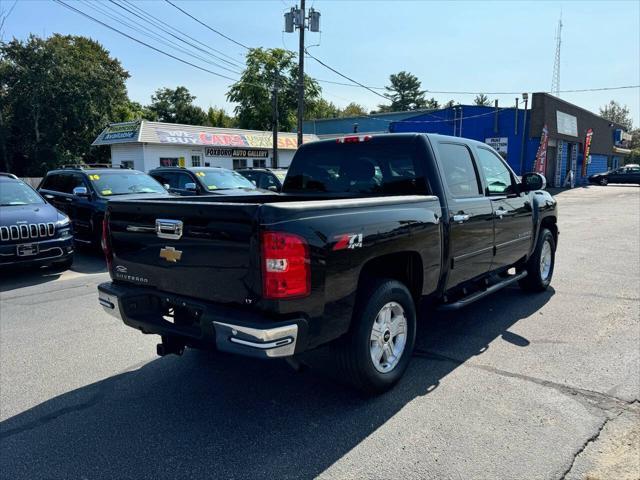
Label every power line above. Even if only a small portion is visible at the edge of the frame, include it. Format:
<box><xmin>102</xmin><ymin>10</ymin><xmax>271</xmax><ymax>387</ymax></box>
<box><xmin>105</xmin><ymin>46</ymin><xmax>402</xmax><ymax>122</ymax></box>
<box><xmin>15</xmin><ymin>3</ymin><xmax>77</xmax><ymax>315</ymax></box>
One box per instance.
<box><xmin>118</xmin><ymin>0</ymin><xmax>244</xmax><ymax>68</ymax></box>
<box><xmin>304</xmin><ymin>48</ymin><xmax>388</xmax><ymax>100</ymax></box>
<box><xmin>54</xmin><ymin>0</ymin><xmax>240</xmax><ymax>82</ymax></box>
<box><xmin>81</xmin><ymin>0</ymin><xmax>241</xmax><ymax>75</ymax></box>
<box><xmin>164</xmin><ymin>0</ymin><xmax>251</xmax><ymax>51</ymax></box>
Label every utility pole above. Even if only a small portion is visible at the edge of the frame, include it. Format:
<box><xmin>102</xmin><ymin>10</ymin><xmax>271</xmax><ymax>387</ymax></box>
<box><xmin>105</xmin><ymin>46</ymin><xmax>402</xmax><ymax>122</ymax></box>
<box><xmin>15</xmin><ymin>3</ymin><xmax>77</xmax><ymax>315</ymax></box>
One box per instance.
<box><xmin>297</xmin><ymin>0</ymin><xmax>305</xmax><ymax>147</ymax></box>
<box><xmin>519</xmin><ymin>93</ymin><xmax>529</xmax><ymax>175</ymax></box>
<box><xmin>272</xmin><ymin>74</ymin><xmax>279</xmax><ymax>168</ymax></box>
<box><xmin>285</xmin><ymin>3</ymin><xmax>320</xmax><ymax>147</ymax></box>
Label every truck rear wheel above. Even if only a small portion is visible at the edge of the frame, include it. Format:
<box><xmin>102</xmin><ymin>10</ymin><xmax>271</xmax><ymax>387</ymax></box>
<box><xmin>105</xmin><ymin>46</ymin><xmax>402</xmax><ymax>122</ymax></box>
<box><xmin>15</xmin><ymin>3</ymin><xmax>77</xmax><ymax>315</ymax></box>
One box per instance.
<box><xmin>519</xmin><ymin>228</ymin><xmax>556</xmax><ymax>292</ymax></box>
<box><xmin>333</xmin><ymin>278</ymin><xmax>416</xmax><ymax>394</ymax></box>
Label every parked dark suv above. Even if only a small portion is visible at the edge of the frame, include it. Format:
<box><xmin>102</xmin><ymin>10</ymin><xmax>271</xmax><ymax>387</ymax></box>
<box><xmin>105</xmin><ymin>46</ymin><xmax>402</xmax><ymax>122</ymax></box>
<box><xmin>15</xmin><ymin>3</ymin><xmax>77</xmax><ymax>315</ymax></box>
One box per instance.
<box><xmin>236</xmin><ymin>168</ymin><xmax>288</xmax><ymax>192</ymax></box>
<box><xmin>0</xmin><ymin>173</ymin><xmax>74</xmax><ymax>269</ymax></box>
<box><xmin>148</xmin><ymin>166</ymin><xmax>267</xmax><ymax>196</ymax></box>
<box><xmin>38</xmin><ymin>165</ymin><xmax>168</xmax><ymax>247</ymax></box>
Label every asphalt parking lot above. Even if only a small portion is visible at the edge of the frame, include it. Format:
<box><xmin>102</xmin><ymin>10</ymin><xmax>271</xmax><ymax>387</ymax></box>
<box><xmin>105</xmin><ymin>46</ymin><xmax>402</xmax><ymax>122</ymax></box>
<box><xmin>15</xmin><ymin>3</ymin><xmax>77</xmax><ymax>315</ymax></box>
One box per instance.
<box><xmin>1</xmin><ymin>185</ymin><xmax>638</xmax><ymax>480</ymax></box>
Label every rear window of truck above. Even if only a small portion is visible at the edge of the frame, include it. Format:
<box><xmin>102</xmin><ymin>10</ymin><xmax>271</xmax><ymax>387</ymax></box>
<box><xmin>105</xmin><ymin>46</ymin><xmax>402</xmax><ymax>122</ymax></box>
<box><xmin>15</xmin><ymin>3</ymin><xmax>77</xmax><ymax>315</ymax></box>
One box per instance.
<box><xmin>283</xmin><ymin>140</ymin><xmax>427</xmax><ymax>195</ymax></box>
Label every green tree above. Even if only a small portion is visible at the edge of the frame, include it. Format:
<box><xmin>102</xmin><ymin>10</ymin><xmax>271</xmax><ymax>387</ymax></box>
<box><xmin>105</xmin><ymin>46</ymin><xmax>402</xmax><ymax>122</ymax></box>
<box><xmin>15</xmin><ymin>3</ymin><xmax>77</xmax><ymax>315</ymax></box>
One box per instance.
<box><xmin>474</xmin><ymin>93</ymin><xmax>491</xmax><ymax>106</ymax></box>
<box><xmin>1</xmin><ymin>34</ymin><xmax>130</xmax><ymax>174</ymax></box>
<box><xmin>227</xmin><ymin>48</ymin><xmax>321</xmax><ymax>131</ymax></box>
<box><xmin>307</xmin><ymin>98</ymin><xmax>340</xmax><ymax>119</ymax></box>
<box><xmin>378</xmin><ymin>71</ymin><xmax>427</xmax><ymax>112</ymax></box>
<box><xmin>147</xmin><ymin>86</ymin><xmax>208</xmax><ymax>125</ymax></box>
<box><xmin>341</xmin><ymin>102</ymin><xmax>368</xmax><ymax>117</ymax></box>
<box><xmin>599</xmin><ymin>100</ymin><xmax>633</xmax><ymax>131</ymax></box>
<box><xmin>206</xmin><ymin>106</ymin><xmax>236</xmax><ymax>128</ymax></box>
<box><xmin>114</xmin><ymin>100</ymin><xmax>156</xmax><ymax>122</ymax></box>
<box><xmin>443</xmin><ymin>99</ymin><xmax>457</xmax><ymax>108</ymax></box>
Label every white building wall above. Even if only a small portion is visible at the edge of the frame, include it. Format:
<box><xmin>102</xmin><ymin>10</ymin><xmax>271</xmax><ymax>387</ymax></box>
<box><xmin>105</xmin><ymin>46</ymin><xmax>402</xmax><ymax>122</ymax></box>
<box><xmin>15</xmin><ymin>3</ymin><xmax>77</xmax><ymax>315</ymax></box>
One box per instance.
<box><xmin>110</xmin><ymin>144</ymin><xmax>144</xmax><ymax>171</ymax></box>
<box><xmin>110</xmin><ymin>143</ymin><xmax>297</xmax><ymax>173</ymax></box>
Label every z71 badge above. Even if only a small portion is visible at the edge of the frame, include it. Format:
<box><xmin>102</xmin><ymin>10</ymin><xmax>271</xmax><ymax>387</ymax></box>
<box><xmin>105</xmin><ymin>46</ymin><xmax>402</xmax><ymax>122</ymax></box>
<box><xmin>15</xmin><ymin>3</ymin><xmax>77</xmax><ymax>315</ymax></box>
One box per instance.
<box><xmin>333</xmin><ymin>233</ymin><xmax>363</xmax><ymax>251</ymax></box>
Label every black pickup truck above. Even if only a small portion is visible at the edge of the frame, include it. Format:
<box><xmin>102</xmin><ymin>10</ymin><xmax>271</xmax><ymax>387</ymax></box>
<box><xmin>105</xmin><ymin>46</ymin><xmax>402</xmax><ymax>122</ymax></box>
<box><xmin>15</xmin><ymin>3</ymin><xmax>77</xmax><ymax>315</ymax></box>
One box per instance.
<box><xmin>98</xmin><ymin>133</ymin><xmax>557</xmax><ymax>393</ymax></box>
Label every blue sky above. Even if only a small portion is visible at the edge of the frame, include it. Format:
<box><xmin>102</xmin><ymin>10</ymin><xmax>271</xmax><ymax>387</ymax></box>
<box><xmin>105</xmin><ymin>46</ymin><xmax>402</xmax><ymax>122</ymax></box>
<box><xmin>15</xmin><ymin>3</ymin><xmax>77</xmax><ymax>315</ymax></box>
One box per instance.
<box><xmin>4</xmin><ymin>0</ymin><xmax>640</xmax><ymax>127</ymax></box>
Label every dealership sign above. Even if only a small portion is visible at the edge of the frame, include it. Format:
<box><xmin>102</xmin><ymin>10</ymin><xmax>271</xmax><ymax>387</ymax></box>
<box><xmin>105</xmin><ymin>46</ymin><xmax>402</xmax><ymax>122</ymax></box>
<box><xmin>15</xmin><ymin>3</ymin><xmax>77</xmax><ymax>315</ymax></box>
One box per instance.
<box><xmin>485</xmin><ymin>137</ymin><xmax>508</xmax><ymax>155</ymax></box>
<box><xmin>102</xmin><ymin>122</ymin><xmax>139</xmax><ymax>141</ymax></box>
<box><xmin>155</xmin><ymin>128</ymin><xmax>303</xmax><ymax>149</ymax></box>
<box><xmin>205</xmin><ymin>148</ymin><xmax>269</xmax><ymax>158</ymax></box>
<box><xmin>556</xmin><ymin>111</ymin><xmax>578</xmax><ymax>137</ymax></box>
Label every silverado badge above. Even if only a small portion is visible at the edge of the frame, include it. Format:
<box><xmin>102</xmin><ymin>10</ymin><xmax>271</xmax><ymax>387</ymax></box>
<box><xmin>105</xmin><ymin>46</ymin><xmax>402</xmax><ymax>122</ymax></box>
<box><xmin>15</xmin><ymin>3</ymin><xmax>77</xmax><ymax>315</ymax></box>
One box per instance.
<box><xmin>159</xmin><ymin>246</ymin><xmax>182</xmax><ymax>263</ymax></box>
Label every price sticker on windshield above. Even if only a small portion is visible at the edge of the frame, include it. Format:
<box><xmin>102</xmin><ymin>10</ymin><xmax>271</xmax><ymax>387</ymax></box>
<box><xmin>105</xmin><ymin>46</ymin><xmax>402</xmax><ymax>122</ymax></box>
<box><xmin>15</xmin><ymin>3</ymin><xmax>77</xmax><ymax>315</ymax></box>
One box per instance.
<box><xmin>88</xmin><ymin>174</ymin><xmax>100</xmax><ymax>181</ymax></box>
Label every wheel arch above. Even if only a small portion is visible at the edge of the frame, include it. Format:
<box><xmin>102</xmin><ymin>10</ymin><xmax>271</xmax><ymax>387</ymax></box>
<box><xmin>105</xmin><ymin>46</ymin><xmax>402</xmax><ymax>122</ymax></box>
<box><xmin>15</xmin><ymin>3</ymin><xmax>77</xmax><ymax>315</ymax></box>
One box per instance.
<box><xmin>357</xmin><ymin>251</ymin><xmax>423</xmax><ymax>302</ymax></box>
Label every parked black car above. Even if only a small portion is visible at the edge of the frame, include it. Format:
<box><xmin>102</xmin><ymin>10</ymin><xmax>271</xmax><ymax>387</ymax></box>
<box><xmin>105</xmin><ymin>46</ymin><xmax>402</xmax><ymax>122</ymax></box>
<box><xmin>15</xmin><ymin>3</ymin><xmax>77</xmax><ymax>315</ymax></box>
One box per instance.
<box><xmin>0</xmin><ymin>173</ymin><xmax>73</xmax><ymax>269</ymax></box>
<box><xmin>38</xmin><ymin>165</ymin><xmax>168</xmax><ymax>247</ymax></box>
<box><xmin>148</xmin><ymin>166</ymin><xmax>267</xmax><ymax>196</ymax></box>
<box><xmin>98</xmin><ymin>133</ymin><xmax>557</xmax><ymax>393</ymax></box>
<box><xmin>237</xmin><ymin>167</ymin><xmax>288</xmax><ymax>192</ymax></box>
<box><xmin>588</xmin><ymin>164</ymin><xmax>640</xmax><ymax>185</ymax></box>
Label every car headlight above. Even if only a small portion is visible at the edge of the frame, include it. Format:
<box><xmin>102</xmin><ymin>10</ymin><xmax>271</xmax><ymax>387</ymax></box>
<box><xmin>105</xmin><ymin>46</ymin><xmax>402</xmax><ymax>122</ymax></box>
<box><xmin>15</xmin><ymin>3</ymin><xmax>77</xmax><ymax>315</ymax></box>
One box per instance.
<box><xmin>56</xmin><ymin>217</ymin><xmax>71</xmax><ymax>227</ymax></box>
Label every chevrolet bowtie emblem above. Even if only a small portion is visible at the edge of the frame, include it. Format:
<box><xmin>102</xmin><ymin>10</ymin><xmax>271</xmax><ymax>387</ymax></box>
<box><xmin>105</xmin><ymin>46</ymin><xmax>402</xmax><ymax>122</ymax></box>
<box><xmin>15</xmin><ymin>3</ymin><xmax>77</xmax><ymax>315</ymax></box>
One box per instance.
<box><xmin>159</xmin><ymin>246</ymin><xmax>182</xmax><ymax>263</ymax></box>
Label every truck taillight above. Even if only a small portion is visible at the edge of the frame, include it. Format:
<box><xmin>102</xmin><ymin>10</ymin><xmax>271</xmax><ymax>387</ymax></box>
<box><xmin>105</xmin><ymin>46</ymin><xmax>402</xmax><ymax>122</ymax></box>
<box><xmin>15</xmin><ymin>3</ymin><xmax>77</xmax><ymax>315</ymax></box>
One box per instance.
<box><xmin>336</xmin><ymin>135</ymin><xmax>372</xmax><ymax>144</ymax></box>
<box><xmin>261</xmin><ymin>231</ymin><xmax>310</xmax><ymax>299</ymax></box>
<box><xmin>101</xmin><ymin>214</ymin><xmax>113</xmax><ymax>270</ymax></box>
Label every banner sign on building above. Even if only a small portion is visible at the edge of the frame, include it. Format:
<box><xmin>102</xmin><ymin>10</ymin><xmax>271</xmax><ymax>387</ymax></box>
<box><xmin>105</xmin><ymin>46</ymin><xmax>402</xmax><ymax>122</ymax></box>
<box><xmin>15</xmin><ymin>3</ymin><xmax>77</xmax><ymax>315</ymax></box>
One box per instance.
<box><xmin>582</xmin><ymin>128</ymin><xmax>594</xmax><ymax>176</ymax></box>
<box><xmin>102</xmin><ymin>122</ymin><xmax>139</xmax><ymax>141</ymax></box>
<box><xmin>556</xmin><ymin>111</ymin><xmax>578</xmax><ymax>137</ymax></box>
<box><xmin>533</xmin><ymin>124</ymin><xmax>549</xmax><ymax>175</ymax></box>
<box><xmin>485</xmin><ymin>137</ymin><xmax>508</xmax><ymax>156</ymax></box>
<box><xmin>205</xmin><ymin>148</ymin><xmax>269</xmax><ymax>158</ymax></box>
<box><xmin>155</xmin><ymin>128</ymin><xmax>304</xmax><ymax>149</ymax></box>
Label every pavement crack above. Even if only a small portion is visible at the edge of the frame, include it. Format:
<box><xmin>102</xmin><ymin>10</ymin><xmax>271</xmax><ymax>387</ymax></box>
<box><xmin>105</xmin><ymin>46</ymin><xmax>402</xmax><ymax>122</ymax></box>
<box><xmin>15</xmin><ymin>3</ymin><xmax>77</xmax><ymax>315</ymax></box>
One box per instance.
<box><xmin>0</xmin><ymin>389</ymin><xmax>104</xmax><ymax>440</ymax></box>
<box><xmin>412</xmin><ymin>349</ymin><xmax>634</xmax><ymax>412</ymax></box>
<box><xmin>558</xmin><ymin>414</ymin><xmax>619</xmax><ymax>480</ymax></box>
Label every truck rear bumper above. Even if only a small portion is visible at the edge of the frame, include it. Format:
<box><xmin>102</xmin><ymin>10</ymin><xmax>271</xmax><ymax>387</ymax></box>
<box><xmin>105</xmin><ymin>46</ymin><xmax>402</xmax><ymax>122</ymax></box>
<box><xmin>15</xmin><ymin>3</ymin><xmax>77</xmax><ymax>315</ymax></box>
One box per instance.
<box><xmin>98</xmin><ymin>282</ymin><xmax>307</xmax><ymax>358</ymax></box>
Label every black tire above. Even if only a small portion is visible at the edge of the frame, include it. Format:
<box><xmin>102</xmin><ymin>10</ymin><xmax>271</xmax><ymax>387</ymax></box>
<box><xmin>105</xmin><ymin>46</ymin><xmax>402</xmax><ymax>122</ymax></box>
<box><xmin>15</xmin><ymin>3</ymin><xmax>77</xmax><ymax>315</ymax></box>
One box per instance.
<box><xmin>331</xmin><ymin>278</ymin><xmax>417</xmax><ymax>394</ymax></box>
<box><xmin>519</xmin><ymin>228</ymin><xmax>556</xmax><ymax>292</ymax></box>
<box><xmin>599</xmin><ymin>177</ymin><xmax>608</xmax><ymax>186</ymax></box>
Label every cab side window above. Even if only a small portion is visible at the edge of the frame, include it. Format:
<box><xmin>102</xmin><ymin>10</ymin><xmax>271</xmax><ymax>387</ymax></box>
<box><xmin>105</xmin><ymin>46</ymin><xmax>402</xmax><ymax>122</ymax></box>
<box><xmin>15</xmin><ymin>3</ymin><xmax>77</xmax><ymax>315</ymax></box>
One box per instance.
<box><xmin>41</xmin><ymin>174</ymin><xmax>63</xmax><ymax>192</ymax></box>
<box><xmin>437</xmin><ymin>143</ymin><xmax>481</xmax><ymax>198</ymax></box>
<box><xmin>475</xmin><ymin>148</ymin><xmax>515</xmax><ymax>195</ymax></box>
<box><xmin>174</xmin><ymin>173</ymin><xmax>194</xmax><ymax>190</ymax></box>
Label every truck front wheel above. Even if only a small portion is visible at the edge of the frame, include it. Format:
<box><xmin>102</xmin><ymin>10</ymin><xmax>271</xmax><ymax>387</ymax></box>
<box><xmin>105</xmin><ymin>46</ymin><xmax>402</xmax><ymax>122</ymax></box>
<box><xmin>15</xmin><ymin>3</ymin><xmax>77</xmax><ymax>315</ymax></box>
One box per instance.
<box><xmin>334</xmin><ymin>278</ymin><xmax>416</xmax><ymax>394</ymax></box>
<box><xmin>519</xmin><ymin>228</ymin><xmax>556</xmax><ymax>292</ymax></box>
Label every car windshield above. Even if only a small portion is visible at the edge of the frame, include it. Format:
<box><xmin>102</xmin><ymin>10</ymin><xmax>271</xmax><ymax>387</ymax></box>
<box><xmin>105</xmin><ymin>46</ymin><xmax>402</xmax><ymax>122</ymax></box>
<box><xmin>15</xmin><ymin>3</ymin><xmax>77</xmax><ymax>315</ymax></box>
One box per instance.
<box><xmin>0</xmin><ymin>180</ymin><xmax>45</xmax><ymax>206</ymax></box>
<box><xmin>194</xmin><ymin>169</ymin><xmax>256</xmax><ymax>191</ymax></box>
<box><xmin>89</xmin><ymin>172</ymin><xmax>165</xmax><ymax>196</ymax></box>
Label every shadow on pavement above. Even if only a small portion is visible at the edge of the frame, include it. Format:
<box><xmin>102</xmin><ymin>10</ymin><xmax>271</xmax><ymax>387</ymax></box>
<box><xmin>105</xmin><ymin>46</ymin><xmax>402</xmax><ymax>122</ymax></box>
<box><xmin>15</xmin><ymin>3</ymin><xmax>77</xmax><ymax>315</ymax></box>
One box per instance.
<box><xmin>0</xmin><ymin>287</ymin><xmax>554</xmax><ymax>479</ymax></box>
<box><xmin>0</xmin><ymin>250</ymin><xmax>106</xmax><ymax>293</ymax></box>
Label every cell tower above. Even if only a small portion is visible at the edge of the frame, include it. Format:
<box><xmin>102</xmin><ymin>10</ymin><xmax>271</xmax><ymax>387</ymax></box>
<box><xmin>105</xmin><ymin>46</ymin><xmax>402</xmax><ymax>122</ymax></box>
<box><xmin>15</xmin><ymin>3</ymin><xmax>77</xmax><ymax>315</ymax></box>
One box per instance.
<box><xmin>551</xmin><ymin>14</ymin><xmax>563</xmax><ymax>97</ymax></box>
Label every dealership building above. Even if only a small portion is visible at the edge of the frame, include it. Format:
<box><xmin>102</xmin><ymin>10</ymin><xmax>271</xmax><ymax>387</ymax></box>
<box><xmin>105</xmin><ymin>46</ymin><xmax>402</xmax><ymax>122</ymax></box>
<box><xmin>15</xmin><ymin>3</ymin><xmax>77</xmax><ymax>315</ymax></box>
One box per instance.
<box><xmin>93</xmin><ymin>121</ymin><xmax>319</xmax><ymax>171</ymax></box>
<box><xmin>391</xmin><ymin>93</ymin><xmax>631</xmax><ymax>187</ymax></box>
<box><xmin>302</xmin><ymin>93</ymin><xmax>631</xmax><ymax>187</ymax></box>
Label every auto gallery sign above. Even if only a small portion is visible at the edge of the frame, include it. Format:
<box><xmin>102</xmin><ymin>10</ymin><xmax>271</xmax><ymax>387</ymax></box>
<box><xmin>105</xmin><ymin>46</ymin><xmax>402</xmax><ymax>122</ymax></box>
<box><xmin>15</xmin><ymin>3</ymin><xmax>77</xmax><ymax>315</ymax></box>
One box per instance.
<box><xmin>205</xmin><ymin>148</ymin><xmax>269</xmax><ymax>158</ymax></box>
<box><xmin>155</xmin><ymin>127</ymin><xmax>303</xmax><ymax>149</ymax></box>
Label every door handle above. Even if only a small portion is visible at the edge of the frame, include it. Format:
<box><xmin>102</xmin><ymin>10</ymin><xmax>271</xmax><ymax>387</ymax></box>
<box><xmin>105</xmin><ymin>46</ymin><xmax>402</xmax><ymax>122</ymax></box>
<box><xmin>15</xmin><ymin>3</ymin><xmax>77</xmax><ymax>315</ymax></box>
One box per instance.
<box><xmin>452</xmin><ymin>214</ymin><xmax>470</xmax><ymax>223</ymax></box>
<box><xmin>495</xmin><ymin>208</ymin><xmax>507</xmax><ymax>218</ymax></box>
<box><xmin>44</xmin><ymin>194</ymin><xmax>54</xmax><ymax>200</ymax></box>
<box><xmin>64</xmin><ymin>197</ymin><xmax>73</xmax><ymax>202</ymax></box>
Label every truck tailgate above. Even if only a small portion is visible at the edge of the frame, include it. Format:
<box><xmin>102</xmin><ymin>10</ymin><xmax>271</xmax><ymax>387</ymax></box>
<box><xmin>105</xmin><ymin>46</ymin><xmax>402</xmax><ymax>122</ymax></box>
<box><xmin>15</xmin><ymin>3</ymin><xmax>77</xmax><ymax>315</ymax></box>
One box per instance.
<box><xmin>107</xmin><ymin>199</ymin><xmax>260</xmax><ymax>305</ymax></box>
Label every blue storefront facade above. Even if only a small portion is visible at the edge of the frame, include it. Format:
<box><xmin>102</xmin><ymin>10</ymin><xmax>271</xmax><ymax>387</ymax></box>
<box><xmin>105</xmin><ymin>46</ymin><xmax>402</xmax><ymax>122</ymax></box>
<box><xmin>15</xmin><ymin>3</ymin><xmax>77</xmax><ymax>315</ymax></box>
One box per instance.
<box><xmin>302</xmin><ymin>109</ymin><xmax>435</xmax><ymax>137</ymax></box>
<box><xmin>389</xmin><ymin>93</ymin><xmax>629</xmax><ymax>186</ymax></box>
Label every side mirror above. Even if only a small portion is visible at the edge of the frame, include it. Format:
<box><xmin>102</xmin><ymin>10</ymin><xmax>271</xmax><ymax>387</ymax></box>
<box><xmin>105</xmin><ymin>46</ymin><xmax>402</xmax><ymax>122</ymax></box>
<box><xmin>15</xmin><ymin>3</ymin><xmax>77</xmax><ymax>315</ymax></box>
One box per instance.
<box><xmin>184</xmin><ymin>182</ymin><xmax>197</xmax><ymax>192</ymax></box>
<box><xmin>163</xmin><ymin>184</ymin><xmax>170</xmax><ymax>190</ymax></box>
<box><xmin>267</xmin><ymin>185</ymin><xmax>279</xmax><ymax>192</ymax></box>
<box><xmin>520</xmin><ymin>172</ymin><xmax>546</xmax><ymax>192</ymax></box>
<box><xmin>73</xmin><ymin>186</ymin><xmax>89</xmax><ymax>197</ymax></box>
